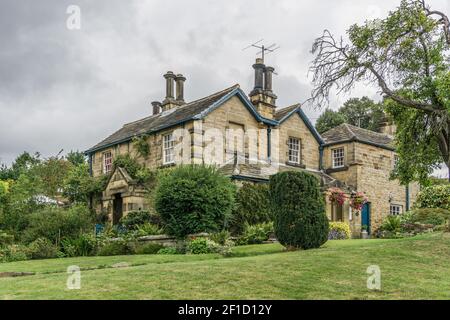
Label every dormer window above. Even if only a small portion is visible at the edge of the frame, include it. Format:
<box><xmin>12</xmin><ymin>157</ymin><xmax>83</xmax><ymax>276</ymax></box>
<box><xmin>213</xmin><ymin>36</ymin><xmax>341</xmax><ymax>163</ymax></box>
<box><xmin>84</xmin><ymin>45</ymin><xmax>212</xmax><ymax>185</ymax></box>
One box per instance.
<box><xmin>332</xmin><ymin>147</ymin><xmax>345</xmax><ymax>168</ymax></box>
<box><xmin>288</xmin><ymin>137</ymin><xmax>301</xmax><ymax>165</ymax></box>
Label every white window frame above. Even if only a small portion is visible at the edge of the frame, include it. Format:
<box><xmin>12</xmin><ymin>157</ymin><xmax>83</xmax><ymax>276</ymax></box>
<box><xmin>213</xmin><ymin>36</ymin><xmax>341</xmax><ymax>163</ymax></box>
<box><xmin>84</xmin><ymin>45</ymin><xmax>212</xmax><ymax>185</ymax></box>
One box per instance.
<box><xmin>390</xmin><ymin>204</ymin><xmax>403</xmax><ymax>216</ymax></box>
<box><xmin>332</xmin><ymin>147</ymin><xmax>345</xmax><ymax>169</ymax></box>
<box><xmin>163</xmin><ymin>133</ymin><xmax>175</xmax><ymax>164</ymax></box>
<box><xmin>288</xmin><ymin>137</ymin><xmax>301</xmax><ymax>165</ymax></box>
<box><xmin>103</xmin><ymin>151</ymin><xmax>113</xmax><ymax>174</ymax></box>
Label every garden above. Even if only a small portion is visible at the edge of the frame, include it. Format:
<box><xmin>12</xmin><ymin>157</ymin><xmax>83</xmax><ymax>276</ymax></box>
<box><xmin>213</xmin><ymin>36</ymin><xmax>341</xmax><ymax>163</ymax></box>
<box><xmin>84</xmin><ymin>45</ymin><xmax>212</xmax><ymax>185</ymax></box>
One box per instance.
<box><xmin>1</xmin><ymin>151</ymin><xmax>450</xmax><ymax>265</ymax></box>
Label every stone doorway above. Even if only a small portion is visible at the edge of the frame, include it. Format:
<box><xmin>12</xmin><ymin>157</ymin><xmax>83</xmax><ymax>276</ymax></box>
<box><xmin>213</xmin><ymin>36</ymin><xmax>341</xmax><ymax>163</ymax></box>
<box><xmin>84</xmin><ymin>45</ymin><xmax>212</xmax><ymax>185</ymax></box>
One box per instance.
<box><xmin>112</xmin><ymin>193</ymin><xmax>123</xmax><ymax>225</ymax></box>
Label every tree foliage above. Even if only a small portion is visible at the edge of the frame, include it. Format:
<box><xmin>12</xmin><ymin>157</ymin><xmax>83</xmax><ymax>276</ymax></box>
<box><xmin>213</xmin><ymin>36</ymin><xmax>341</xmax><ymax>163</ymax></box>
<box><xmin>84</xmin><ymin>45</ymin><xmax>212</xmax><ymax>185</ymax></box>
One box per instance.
<box><xmin>315</xmin><ymin>109</ymin><xmax>345</xmax><ymax>134</ymax></box>
<box><xmin>310</xmin><ymin>0</ymin><xmax>450</xmax><ymax>182</ymax></box>
<box><xmin>315</xmin><ymin>97</ymin><xmax>385</xmax><ymax>133</ymax></box>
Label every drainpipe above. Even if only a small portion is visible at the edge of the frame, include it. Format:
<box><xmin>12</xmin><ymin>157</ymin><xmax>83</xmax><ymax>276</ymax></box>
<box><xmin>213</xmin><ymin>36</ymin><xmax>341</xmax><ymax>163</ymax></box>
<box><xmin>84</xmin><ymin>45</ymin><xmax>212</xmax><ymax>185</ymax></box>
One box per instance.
<box><xmin>406</xmin><ymin>184</ymin><xmax>410</xmax><ymax>211</ymax></box>
<box><xmin>319</xmin><ymin>145</ymin><xmax>324</xmax><ymax>171</ymax></box>
<box><xmin>267</xmin><ymin>127</ymin><xmax>272</xmax><ymax>162</ymax></box>
<box><xmin>88</xmin><ymin>153</ymin><xmax>93</xmax><ymax>176</ymax></box>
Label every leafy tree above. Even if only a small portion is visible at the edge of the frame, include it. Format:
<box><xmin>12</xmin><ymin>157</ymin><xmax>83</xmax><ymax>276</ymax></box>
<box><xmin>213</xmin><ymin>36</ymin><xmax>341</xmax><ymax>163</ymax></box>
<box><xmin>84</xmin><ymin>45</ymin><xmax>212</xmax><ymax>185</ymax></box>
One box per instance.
<box><xmin>0</xmin><ymin>152</ymin><xmax>41</xmax><ymax>180</ymax></box>
<box><xmin>310</xmin><ymin>0</ymin><xmax>450</xmax><ymax>182</ymax></box>
<box><xmin>32</xmin><ymin>156</ymin><xmax>71</xmax><ymax>198</ymax></box>
<box><xmin>63</xmin><ymin>163</ymin><xmax>104</xmax><ymax>203</ymax></box>
<box><xmin>66</xmin><ymin>151</ymin><xmax>86</xmax><ymax>166</ymax></box>
<box><xmin>315</xmin><ymin>108</ymin><xmax>345</xmax><ymax>133</ymax></box>
<box><xmin>339</xmin><ymin>97</ymin><xmax>384</xmax><ymax>131</ymax></box>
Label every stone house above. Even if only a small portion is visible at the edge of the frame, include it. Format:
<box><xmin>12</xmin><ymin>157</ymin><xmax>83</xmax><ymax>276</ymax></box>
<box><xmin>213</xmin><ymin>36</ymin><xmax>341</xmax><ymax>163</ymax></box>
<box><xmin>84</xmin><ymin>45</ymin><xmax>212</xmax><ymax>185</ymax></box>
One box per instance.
<box><xmin>85</xmin><ymin>58</ymin><xmax>419</xmax><ymax>236</ymax></box>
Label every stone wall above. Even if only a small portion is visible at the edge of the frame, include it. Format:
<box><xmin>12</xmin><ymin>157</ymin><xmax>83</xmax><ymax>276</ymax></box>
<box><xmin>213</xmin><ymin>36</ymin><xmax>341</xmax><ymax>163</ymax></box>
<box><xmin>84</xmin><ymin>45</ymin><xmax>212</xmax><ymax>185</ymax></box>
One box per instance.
<box><xmin>324</xmin><ymin>141</ymin><xmax>420</xmax><ymax>234</ymax></box>
<box><xmin>277</xmin><ymin>114</ymin><xmax>320</xmax><ymax>170</ymax></box>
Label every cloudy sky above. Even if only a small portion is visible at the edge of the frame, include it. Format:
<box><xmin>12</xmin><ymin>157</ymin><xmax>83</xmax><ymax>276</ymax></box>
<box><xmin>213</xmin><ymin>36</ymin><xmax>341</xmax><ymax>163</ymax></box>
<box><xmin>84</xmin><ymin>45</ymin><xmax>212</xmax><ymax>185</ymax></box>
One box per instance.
<box><xmin>1</xmin><ymin>0</ymin><xmax>448</xmax><ymax>175</ymax></box>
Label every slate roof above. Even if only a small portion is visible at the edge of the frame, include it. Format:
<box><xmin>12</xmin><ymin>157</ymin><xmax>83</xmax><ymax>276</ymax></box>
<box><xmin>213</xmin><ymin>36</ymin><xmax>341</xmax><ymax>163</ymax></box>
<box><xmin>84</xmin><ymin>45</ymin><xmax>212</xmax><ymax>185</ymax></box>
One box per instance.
<box><xmin>321</xmin><ymin>123</ymin><xmax>394</xmax><ymax>150</ymax></box>
<box><xmin>86</xmin><ymin>84</ymin><xmax>240</xmax><ymax>153</ymax></box>
<box><xmin>273</xmin><ymin>104</ymin><xmax>301</xmax><ymax>121</ymax></box>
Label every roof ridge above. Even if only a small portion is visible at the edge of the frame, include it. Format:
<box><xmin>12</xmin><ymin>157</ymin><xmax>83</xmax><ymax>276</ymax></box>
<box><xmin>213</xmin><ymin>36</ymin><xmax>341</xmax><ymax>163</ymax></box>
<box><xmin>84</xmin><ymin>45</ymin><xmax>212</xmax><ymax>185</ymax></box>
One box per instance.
<box><xmin>123</xmin><ymin>84</ymin><xmax>239</xmax><ymax>128</ymax></box>
<box><xmin>275</xmin><ymin>103</ymin><xmax>301</xmax><ymax>113</ymax></box>
<box><xmin>344</xmin><ymin>123</ymin><xmax>392</xmax><ymax>138</ymax></box>
<box><xmin>343</xmin><ymin>123</ymin><xmax>356</xmax><ymax>139</ymax></box>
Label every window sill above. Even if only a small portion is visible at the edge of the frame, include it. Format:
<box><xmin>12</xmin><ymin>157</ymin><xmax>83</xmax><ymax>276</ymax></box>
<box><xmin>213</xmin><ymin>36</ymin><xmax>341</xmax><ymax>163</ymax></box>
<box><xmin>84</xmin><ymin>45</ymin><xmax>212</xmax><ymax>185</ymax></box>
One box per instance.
<box><xmin>325</xmin><ymin>166</ymin><xmax>349</xmax><ymax>174</ymax></box>
<box><xmin>286</xmin><ymin>162</ymin><xmax>306</xmax><ymax>169</ymax></box>
<box><xmin>159</xmin><ymin>162</ymin><xmax>176</xmax><ymax>169</ymax></box>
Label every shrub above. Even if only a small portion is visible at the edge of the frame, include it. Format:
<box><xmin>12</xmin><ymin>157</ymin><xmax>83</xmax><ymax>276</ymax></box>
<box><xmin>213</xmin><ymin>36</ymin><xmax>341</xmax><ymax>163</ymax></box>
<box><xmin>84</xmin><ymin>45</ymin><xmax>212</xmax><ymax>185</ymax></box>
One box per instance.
<box><xmin>269</xmin><ymin>171</ymin><xmax>329</xmax><ymax>250</ymax></box>
<box><xmin>187</xmin><ymin>237</ymin><xmax>232</xmax><ymax>256</ymax></box>
<box><xmin>230</xmin><ymin>183</ymin><xmax>271</xmax><ymax>234</ymax></box>
<box><xmin>135</xmin><ymin>242</ymin><xmax>164</xmax><ymax>255</ymax></box>
<box><xmin>0</xmin><ymin>245</ymin><xmax>28</xmax><ymax>262</ymax></box>
<box><xmin>135</xmin><ymin>223</ymin><xmax>164</xmax><ymax>236</ymax></box>
<box><xmin>328</xmin><ymin>222</ymin><xmax>351</xmax><ymax>240</ymax></box>
<box><xmin>415</xmin><ymin>185</ymin><xmax>450</xmax><ymax>210</ymax></box>
<box><xmin>380</xmin><ymin>215</ymin><xmax>402</xmax><ymax>233</ymax></box>
<box><xmin>120</xmin><ymin>211</ymin><xmax>156</xmax><ymax>230</ymax></box>
<box><xmin>188</xmin><ymin>238</ymin><xmax>213</xmax><ymax>254</ymax></box>
<box><xmin>236</xmin><ymin>222</ymin><xmax>273</xmax><ymax>245</ymax></box>
<box><xmin>209</xmin><ymin>230</ymin><xmax>231</xmax><ymax>246</ymax></box>
<box><xmin>22</xmin><ymin>204</ymin><xmax>94</xmax><ymax>244</ymax></box>
<box><xmin>26</xmin><ymin>238</ymin><xmax>59</xmax><ymax>260</ymax></box>
<box><xmin>155</xmin><ymin>165</ymin><xmax>235</xmax><ymax>238</ymax></box>
<box><xmin>408</xmin><ymin>208</ymin><xmax>450</xmax><ymax>226</ymax></box>
<box><xmin>0</xmin><ymin>230</ymin><xmax>14</xmax><ymax>247</ymax></box>
<box><xmin>61</xmin><ymin>233</ymin><xmax>98</xmax><ymax>257</ymax></box>
<box><xmin>97</xmin><ymin>240</ymin><xmax>135</xmax><ymax>256</ymax></box>
<box><xmin>157</xmin><ymin>247</ymin><xmax>178</xmax><ymax>255</ymax></box>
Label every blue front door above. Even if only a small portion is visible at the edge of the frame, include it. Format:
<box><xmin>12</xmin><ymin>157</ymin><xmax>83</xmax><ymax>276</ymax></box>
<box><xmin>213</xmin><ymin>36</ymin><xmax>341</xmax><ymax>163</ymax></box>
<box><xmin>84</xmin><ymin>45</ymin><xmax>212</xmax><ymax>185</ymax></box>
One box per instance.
<box><xmin>361</xmin><ymin>203</ymin><xmax>371</xmax><ymax>234</ymax></box>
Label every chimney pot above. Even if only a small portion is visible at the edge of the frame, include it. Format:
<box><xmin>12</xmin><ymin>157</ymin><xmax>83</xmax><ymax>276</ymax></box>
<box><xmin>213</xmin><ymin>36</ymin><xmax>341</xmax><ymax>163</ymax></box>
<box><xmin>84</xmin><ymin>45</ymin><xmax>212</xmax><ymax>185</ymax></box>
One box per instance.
<box><xmin>251</xmin><ymin>58</ymin><xmax>265</xmax><ymax>94</ymax></box>
<box><xmin>163</xmin><ymin>71</ymin><xmax>176</xmax><ymax>101</ymax></box>
<box><xmin>151</xmin><ymin>101</ymin><xmax>162</xmax><ymax>115</ymax></box>
<box><xmin>175</xmin><ymin>74</ymin><xmax>186</xmax><ymax>103</ymax></box>
<box><xmin>264</xmin><ymin>66</ymin><xmax>275</xmax><ymax>92</ymax></box>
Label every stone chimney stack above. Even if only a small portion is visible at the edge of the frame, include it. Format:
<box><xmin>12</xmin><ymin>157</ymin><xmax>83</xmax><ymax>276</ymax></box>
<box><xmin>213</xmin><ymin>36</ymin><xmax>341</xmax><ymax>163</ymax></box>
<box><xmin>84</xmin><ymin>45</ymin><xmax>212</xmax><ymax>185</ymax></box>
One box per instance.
<box><xmin>162</xmin><ymin>71</ymin><xmax>177</xmax><ymax>111</ymax></box>
<box><xmin>175</xmin><ymin>74</ymin><xmax>186</xmax><ymax>104</ymax></box>
<box><xmin>249</xmin><ymin>59</ymin><xmax>277</xmax><ymax>119</ymax></box>
<box><xmin>152</xmin><ymin>101</ymin><xmax>161</xmax><ymax>115</ymax></box>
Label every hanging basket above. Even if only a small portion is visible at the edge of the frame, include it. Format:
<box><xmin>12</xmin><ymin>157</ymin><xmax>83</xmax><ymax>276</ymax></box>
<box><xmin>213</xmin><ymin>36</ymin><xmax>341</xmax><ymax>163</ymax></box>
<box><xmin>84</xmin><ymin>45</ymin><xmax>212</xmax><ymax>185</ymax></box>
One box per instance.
<box><xmin>327</xmin><ymin>187</ymin><xmax>347</xmax><ymax>205</ymax></box>
<box><xmin>350</xmin><ymin>192</ymin><xmax>368</xmax><ymax>212</ymax></box>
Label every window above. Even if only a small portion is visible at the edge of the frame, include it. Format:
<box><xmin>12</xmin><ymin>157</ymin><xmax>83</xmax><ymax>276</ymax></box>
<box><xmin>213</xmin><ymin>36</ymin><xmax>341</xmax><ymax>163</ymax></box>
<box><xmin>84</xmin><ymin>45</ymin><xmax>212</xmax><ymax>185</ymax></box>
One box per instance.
<box><xmin>332</xmin><ymin>147</ymin><xmax>345</xmax><ymax>168</ymax></box>
<box><xmin>288</xmin><ymin>137</ymin><xmax>300</xmax><ymax>164</ymax></box>
<box><xmin>331</xmin><ymin>203</ymin><xmax>343</xmax><ymax>222</ymax></box>
<box><xmin>163</xmin><ymin>133</ymin><xmax>175</xmax><ymax>164</ymax></box>
<box><xmin>103</xmin><ymin>151</ymin><xmax>113</xmax><ymax>174</ymax></box>
<box><xmin>390</xmin><ymin>204</ymin><xmax>403</xmax><ymax>216</ymax></box>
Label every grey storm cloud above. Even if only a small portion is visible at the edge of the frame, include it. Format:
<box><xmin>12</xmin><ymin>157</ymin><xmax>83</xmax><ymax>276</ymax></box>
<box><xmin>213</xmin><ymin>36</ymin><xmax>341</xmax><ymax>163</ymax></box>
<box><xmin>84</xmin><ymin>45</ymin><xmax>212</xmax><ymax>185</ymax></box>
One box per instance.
<box><xmin>0</xmin><ymin>0</ymin><xmax>449</xmax><ymax>165</ymax></box>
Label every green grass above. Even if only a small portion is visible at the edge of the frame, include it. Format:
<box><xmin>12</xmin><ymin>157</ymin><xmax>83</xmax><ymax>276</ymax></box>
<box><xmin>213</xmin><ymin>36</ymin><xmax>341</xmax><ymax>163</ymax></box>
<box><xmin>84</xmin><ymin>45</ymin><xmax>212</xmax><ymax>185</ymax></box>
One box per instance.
<box><xmin>1</xmin><ymin>233</ymin><xmax>450</xmax><ymax>299</ymax></box>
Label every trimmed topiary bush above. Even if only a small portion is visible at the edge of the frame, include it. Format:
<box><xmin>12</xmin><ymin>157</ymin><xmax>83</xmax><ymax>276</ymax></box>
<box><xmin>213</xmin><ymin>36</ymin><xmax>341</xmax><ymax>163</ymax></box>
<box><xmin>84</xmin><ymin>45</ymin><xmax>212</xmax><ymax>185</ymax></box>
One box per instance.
<box><xmin>155</xmin><ymin>165</ymin><xmax>235</xmax><ymax>239</ymax></box>
<box><xmin>269</xmin><ymin>171</ymin><xmax>329</xmax><ymax>250</ymax></box>
<box><xmin>230</xmin><ymin>183</ymin><xmax>272</xmax><ymax>234</ymax></box>
<box><xmin>328</xmin><ymin>222</ymin><xmax>351</xmax><ymax>240</ymax></box>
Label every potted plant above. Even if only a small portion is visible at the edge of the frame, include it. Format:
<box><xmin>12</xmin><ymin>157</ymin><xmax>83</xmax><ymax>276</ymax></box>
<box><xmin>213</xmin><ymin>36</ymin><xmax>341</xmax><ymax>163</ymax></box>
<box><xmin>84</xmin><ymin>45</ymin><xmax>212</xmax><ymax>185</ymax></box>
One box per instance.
<box><xmin>361</xmin><ymin>225</ymin><xmax>369</xmax><ymax>239</ymax></box>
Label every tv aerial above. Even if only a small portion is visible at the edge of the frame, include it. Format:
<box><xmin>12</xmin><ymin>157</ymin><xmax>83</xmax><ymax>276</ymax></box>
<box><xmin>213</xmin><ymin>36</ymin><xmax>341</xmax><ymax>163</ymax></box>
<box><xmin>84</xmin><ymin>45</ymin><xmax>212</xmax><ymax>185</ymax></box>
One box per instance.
<box><xmin>242</xmin><ymin>39</ymin><xmax>280</xmax><ymax>63</ymax></box>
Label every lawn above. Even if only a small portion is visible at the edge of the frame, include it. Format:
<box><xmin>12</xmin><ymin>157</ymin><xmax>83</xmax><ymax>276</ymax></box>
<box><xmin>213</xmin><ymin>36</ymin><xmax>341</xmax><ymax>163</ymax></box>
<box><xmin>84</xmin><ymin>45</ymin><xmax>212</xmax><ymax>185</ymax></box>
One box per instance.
<box><xmin>1</xmin><ymin>233</ymin><xmax>450</xmax><ymax>299</ymax></box>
